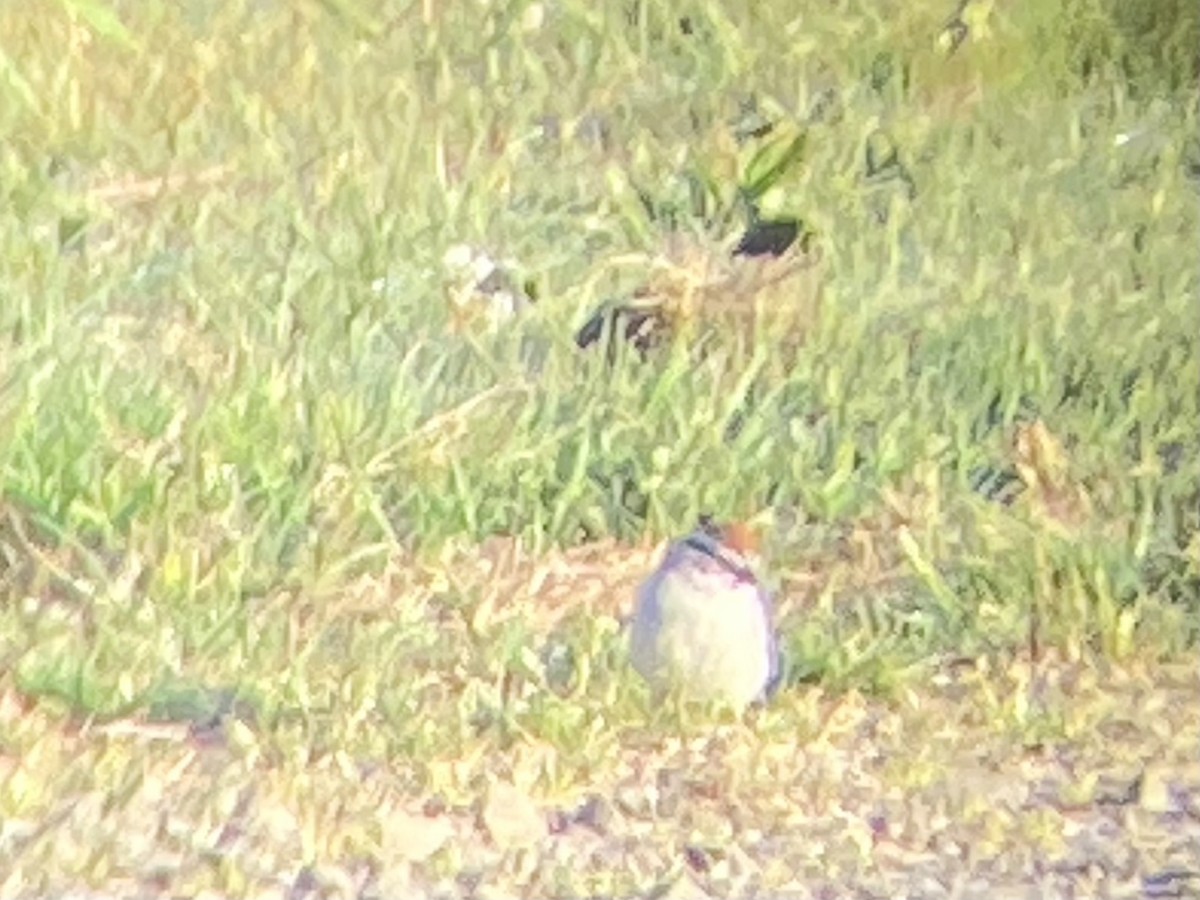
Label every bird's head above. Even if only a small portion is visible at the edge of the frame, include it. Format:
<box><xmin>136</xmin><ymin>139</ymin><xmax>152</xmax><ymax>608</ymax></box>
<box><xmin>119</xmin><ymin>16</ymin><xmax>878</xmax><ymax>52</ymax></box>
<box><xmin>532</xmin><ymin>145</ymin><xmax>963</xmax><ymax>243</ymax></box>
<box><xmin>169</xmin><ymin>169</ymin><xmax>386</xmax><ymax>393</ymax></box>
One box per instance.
<box><xmin>685</xmin><ymin>514</ymin><xmax>764</xmax><ymax>581</ymax></box>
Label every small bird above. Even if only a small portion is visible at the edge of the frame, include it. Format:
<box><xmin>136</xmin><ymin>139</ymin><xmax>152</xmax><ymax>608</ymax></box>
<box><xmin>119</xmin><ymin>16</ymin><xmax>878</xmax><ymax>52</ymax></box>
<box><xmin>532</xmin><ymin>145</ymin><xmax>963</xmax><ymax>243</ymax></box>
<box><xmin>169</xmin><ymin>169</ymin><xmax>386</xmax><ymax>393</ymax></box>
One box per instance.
<box><xmin>629</xmin><ymin>516</ymin><xmax>783</xmax><ymax>709</ymax></box>
<box><xmin>573</xmin><ymin>226</ymin><xmax>822</xmax><ymax>363</ymax></box>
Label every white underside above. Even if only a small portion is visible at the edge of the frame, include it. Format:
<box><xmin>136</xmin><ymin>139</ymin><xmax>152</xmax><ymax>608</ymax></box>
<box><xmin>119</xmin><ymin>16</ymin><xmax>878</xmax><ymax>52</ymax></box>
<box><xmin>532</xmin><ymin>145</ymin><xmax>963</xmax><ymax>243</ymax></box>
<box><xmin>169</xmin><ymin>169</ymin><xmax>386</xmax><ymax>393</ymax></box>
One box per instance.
<box><xmin>630</xmin><ymin>550</ymin><xmax>772</xmax><ymax>709</ymax></box>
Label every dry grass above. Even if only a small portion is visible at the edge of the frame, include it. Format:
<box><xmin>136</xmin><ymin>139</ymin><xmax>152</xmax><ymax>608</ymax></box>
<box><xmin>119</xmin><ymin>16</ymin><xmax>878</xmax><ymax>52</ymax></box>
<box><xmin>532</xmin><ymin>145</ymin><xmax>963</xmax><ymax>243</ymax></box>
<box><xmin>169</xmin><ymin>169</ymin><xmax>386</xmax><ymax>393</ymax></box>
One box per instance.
<box><xmin>1</xmin><ymin>539</ymin><xmax>1197</xmax><ymax>898</ymax></box>
<box><xmin>2</xmin><ymin>0</ymin><xmax>1198</xmax><ymax>896</ymax></box>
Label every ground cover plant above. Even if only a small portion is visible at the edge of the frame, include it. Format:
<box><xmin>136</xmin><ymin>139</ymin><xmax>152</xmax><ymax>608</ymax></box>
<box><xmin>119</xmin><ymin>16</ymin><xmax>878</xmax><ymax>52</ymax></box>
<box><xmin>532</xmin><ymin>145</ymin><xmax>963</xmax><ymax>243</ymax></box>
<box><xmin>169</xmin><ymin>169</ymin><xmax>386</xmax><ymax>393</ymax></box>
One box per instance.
<box><xmin>1</xmin><ymin>0</ymin><xmax>1198</xmax><ymax>897</ymax></box>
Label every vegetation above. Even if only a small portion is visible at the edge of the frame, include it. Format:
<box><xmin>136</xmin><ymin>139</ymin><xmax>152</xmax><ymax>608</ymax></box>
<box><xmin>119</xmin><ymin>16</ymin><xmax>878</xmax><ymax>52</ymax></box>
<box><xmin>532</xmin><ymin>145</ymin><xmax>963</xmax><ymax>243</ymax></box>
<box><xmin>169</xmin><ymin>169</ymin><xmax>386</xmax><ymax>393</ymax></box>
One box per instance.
<box><xmin>1</xmin><ymin>0</ymin><xmax>1197</xmax><ymax>896</ymax></box>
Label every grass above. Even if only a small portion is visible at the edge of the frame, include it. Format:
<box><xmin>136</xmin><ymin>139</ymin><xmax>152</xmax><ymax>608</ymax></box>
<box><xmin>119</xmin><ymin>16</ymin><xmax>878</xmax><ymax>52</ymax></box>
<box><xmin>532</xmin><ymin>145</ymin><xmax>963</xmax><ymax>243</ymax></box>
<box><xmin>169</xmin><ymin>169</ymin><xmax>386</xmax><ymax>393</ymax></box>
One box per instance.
<box><xmin>1</xmin><ymin>0</ymin><xmax>1198</xmax><ymax>897</ymax></box>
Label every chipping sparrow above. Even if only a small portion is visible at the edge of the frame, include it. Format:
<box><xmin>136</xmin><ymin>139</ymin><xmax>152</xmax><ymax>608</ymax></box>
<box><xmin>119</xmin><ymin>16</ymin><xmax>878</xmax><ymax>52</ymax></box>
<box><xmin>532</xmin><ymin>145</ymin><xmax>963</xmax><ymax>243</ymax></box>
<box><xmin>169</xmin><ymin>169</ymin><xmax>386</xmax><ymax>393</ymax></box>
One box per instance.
<box><xmin>629</xmin><ymin>517</ymin><xmax>782</xmax><ymax>709</ymax></box>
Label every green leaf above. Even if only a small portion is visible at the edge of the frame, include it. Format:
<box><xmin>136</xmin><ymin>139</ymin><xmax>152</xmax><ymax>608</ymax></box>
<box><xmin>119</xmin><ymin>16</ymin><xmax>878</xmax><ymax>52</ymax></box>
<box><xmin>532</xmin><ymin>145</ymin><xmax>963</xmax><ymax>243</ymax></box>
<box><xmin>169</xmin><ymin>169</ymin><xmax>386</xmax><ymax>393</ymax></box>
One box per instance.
<box><xmin>60</xmin><ymin>0</ymin><xmax>139</xmax><ymax>50</ymax></box>
<box><xmin>0</xmin><ymin>48</ymin><xmax>40</xmax><ymax>113</ymax></box>
<box><xmin>741</xmin><ymin>126</ymin><xmax>807</xmax><ymax>203</ymax></box>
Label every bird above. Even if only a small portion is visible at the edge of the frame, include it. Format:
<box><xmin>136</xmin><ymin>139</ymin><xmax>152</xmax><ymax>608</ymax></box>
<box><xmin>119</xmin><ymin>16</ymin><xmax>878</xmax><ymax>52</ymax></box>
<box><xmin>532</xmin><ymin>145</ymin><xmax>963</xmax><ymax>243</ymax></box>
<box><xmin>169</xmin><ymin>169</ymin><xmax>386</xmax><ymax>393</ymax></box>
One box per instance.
<box><xmin>732</xmin><ymin>217</ymin><xmax>804</xmax><ymax>259</ymax></box>
<box><xmin>573</xmin><ymin>224</ymin><xmax>822</xmax><ymax>364</ymax></box>
<box><xmin>629</xmin><ymin>515</ymin><xmax>783</xmax><ymax>710</ymax></box>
